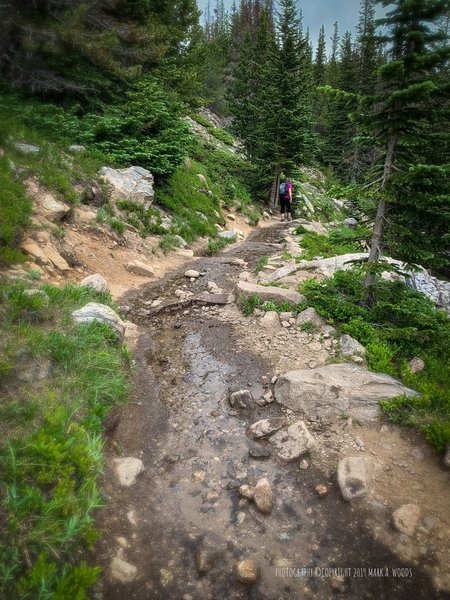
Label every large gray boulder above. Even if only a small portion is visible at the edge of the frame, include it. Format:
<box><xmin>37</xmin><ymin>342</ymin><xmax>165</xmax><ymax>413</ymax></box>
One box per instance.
<box><xmin>236</xmin><ymin>280</ymin><xmax>304</xmax><ymax>307</ymax></box>
<box><xmin>274</xmin><ymin>363</ymin><xmax>419</xmax><ymax>421</ymax></box>
<box><xmin>72</xmin><ymin>303</ymin><xmax>125</xmax><ymax>340</ymax></box>
<box><xmin>99</xmin><ymin>166</ymin><xmax>154</xmax><ymax>209</ymax></box>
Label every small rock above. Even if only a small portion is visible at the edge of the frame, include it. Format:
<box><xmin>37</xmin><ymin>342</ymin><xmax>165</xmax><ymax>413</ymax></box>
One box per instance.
<box><xmin>315</xmin><ymin>484</ymin><xmax>328</xmax><ymax>497</ymax></box>
<box><xmin>260</xmin><ymin>311</ymin><xmax>281</xmax><ymax>329</ymax></box>
<box><xmin>235</xmin><ymin>560</ymin><xmax>259</xmax><ymax>584</ymax></box>
<box><xmin>192</xmin><ymin>470</ymin><xmax>206</xmax><ymax>483</ymax></box>
<box><xmin>236</xmin><ymin>511</ymin><xmax>246</xmax><ymax>524</ymax></box>
<box><xmin>14</xmin><ymin>142</ymin><xmax>40</xmax><ymax>154</ymax></box>
<box><xmin>330</xmin><ymin>576</ymin><xmax>349</xmax><ymax>593</ymax></box>
<box><xmin>253</xmin><ymin>478</ymin><xmax>273</xmax><ymax>514</ymax></box>
<box><xmin>110</xmin><ymin>557</ymin><xmax>137</xmax><ymax>583</ymax></box>
<box><xmin>340</xmin><ymin>334</ymin><xmax>366</xmax><ymax>356</ymax></box>
<box><xmin>343</xmin><ymin>217</ymin><xmax>358</xmax><ymax>229</ymax></box>
<box><xmin>195</xmin><ymin>544</ymin><xmax>222</xmax><ymax>574</ymax></box>
<box><xmin>229</xmin><ymin>389</ymin><xmax>253</xmax><ymax>409</ymax></box>
<box><xmin>17</xmin><ymin>359</ymin><xmax>53</xmax><ymax>383</ymax></box>
<box><xmin>80</xmin><ymin>274</ymin><xmax>109</xmax><ymax>293</ymax></box>
<box><xmin>408</xmin><ymin>357</ymin><xmax>425</xmax><ymax>373</ymax></box>
<box><xmin>68</xmin><ymin>144</ymin><xmax>86</xmax><ymax>153</ymax></box>
<box><xmin>185</xmin><ymin>269</ymin><xmax>200</xmax><ymax>279</ymax></box>
<box><xmin>113</xmin><ymin>457</ymin><xmax>145</xmax><ymax>487</ymax></box>
<box><xmin>269</xmin><ymin>421</ymin><xmax>316</xmax><ymax>461</ymax></box>
<box><xmin>299</xmin><ymin>460</ymin><xmax>309</xmax><ymax>470</ymax></box>
<box><xmin>392</xmin><ymin>504</ymin><xmax>422</xmax><ymax>536</ymax></box>
<box><xmin>247</xmin><ymin>418</ymin><xmax>286</xmax><ymax>439</ymax></box>
<box><xmin>248</xmin><ymin>444</ymin><xmax>271</xmax><ymax>459</ymax></box>
<box><xmin>239</xmin><ymin>485</ymin><xmax>255</xmax><ymax>500</ymax></box>
<box><xmin>72</xmin><ymin>303</ymin><xmax>125</xmax><ymax>340</ymax></box>
<box><xmin>337</xmin><ymin>457</ymin><xmax>369</xmax><ymax>501</ymax></box>
<box><xmin>227</xmin><ymin>214</ymin><xmax>236</xmax><ymax>221</ymax></box>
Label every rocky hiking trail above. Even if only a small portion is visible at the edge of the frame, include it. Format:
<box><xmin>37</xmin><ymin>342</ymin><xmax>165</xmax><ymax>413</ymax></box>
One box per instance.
<box><xmin>94</xmin><ymin>222</ymin><xmax>450</xmax><ymax>600</ymax></box>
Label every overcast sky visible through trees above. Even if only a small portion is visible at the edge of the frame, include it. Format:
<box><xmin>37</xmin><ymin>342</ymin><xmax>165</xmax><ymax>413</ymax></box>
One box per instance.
<box><xmin>197</xmin><ymin>0</ymin><xmax>385</xmax><ymax>52</ymax></box>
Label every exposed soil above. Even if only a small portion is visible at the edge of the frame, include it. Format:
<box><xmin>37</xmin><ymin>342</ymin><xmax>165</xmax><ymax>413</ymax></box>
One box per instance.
<box><xmin>93</xmin><ymin>223</ymin><xmax>450</xmax><ymax>600</ymax></box>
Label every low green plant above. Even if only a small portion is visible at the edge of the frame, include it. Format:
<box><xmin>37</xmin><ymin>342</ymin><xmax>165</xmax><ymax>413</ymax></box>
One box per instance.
<box><xmin>206</xmin><ymin>235</ymin><xmax>235</xmax><ymax>255</ymax></box>
<box><xmin>295</xmin><ymin>226</ymin><xmax>370</xmax><ymax>261</ymax></box>
<box><xmin>298</xmin><ymin>321</ymin><xmax>317</xmax><ymax>333</ymax></box>
<box><xmin>255</xmin><ymin>255</ymin><xmax>269</xmax><ymax>274</ymax></box>
<box><xmin>240</xmin><ymin>294</ymin><xmax>262</xmax><ymax>316</ymax></box>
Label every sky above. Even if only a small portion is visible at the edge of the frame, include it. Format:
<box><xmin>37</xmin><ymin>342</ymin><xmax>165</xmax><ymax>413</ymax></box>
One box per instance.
<box><xmin>197</xmin><ymin>1</ymin><xmax>385</xmax><ymax>53</ymax></box>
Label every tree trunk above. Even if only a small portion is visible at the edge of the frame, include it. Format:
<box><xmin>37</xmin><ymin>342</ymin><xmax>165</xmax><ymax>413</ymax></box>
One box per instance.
<box><xmin>269</xmin><ymin>163</ymin><xmax>281</xmax><ymax>211</ymax></box>
<box><xmin>362</xmin><ymin>134</ymin><xmax>397</xmax><ymax>305</ymax></box>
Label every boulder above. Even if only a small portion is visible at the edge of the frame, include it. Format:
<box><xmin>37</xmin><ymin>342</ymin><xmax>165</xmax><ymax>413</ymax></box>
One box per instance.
<box><xmin>40</xmin><ymin>194</ymin><xmax>70</xmax><ymax>222</ymax></box>
<box><xmin>344</xmin><ymin>218</ymin><xmax>358</xmax><ymax>229</ymax></box>
<box><xmin>72</xmin><ymin>303</ymin><xmax>125</xmax><ymax>340</ymax></box>
<box><xmin>247</xmin><ymin>418</ymin><xmax>286</xmax><ymax>439</ymax></box>
<box><xmin>296</xmin><ymin>307</ymin><xmax>326</xmax><ymax>328</ymax></box>
<box><xmin>338</xmin><ymin>457</ymin><xmax>369</xmax><ymax>501</ymax></box>
<box><xmin>14</xmin><ymin>142</ymin><xmax>40</xmax><ymax>154</ymax></box>
<box><xmin>236</xmin><ymin>281</ymin><xmax>304</xmax><ymax>307</ymax></box>
<box><xmin>21</xmin><ymin>238</ymin><xmax>49</xmax><ymax>264</ymax></box>
<box><xmin>68</xmin><ymin>145</ymin><xmax>86</xmax><ymax>153</ymax></box>
<box><xmin>274</xmin><ymin>363</ymin><xmax>418</xmax><ymax>421</ymax></box>
<box><xmin>42</xmin><ymin>243</ymin><xmax>71</xmax><ymax>271</ymax></box>
<box><xmin>99</xmin><ymin>166</ymin><xmax>154</xmax><ymax>209</ymax></box>
<box><xmin>392</xmin><ymin>504</ymin><xmax>422</xmax><ymax>536</ymax></box>
<box><xmin>80</xmin><ymin>274</ymin><xmax>109</xmax><ymax>293</ymax></box>
<box><xmin>185</xmin><ymin>269</ymin><xmax>200</xmax><ymax>278</ymax></box>
<box><xmin>112</xmin><ymin>457</ymin><xmax>145</xmax><ymax>487</ymax></box>
<box><xmin>408</xmin><ymin>357</ymin><xmax>425</xmax><ymax>374</ymax></box>
<box><xmin>269</xmin><ymin>421</ymin><xmax>316</xmax><ymax>461</ymax></box>
<box><xmin>229</xmin><ymin>389</ymin><xmax>253</xmax><ymax>409</ymax></box>
<box><xmin>126</xmin><ymin>260</ymin><xmax>155</xmax><ymax>277</ymax></box>
<box><xmin>340</xmin><ymin>334</ymin><xmax>366</xmax><ymax>356</ymax></box>
<box><xmin>301</xmin><ymin>221</ymin><xmax>328</xmax><ymax>235</ymax></box>
<box><xmin>253</xmin><ymin>478</ymin><xmax>273</xmax><ymax>514</ymax></box>
<box><xmin>259</xmin><ymin>311</ymin><xmax>280</xmax><ymax>329</ymax></box>
<box><xmin>23</xmin><ymin>289</ymin><xmax>49</xmax><ymax>308</ymax></box>
<box><xmin>174</xmin><ymin>235</ymin><xmax>187</xmax><ymax>248</ymax></box>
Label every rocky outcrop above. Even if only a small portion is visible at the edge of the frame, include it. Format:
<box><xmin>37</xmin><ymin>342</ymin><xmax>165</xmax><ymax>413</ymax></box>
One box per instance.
<box><xmin>99</xmin><ymin>166</ymin><xmax>154</xmax><ymax>209</ymax></box>
<box><xmin>72</xmin><ymin>303</ymin><xmax>125</xmax><ymax>340</ymax></box>
<box><xmin>274</xmin><ymin>363</ymin><xmax>419</xmax><ymax>420</ymax></box>
<box><xmin>235</xmin><ymin>281</ymin><xmax>304</xmax><ymax>307</ymax></box>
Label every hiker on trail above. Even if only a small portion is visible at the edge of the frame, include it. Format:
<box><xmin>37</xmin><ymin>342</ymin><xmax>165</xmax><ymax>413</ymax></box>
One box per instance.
<box><xmin>279</xmin><ymin>177</ymin><xmax>293</xmax><ymax>221</ymax></box>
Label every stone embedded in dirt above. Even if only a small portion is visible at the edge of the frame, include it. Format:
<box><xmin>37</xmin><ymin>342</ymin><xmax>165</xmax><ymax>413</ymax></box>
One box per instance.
<box><xmin>69</xmin><ymin>144</ymin><xmax>86</xmax><ymax>153</ymax></box>
<box><xmin>253</xmin><ymin>478</ymin><xmax>273</xmax><ymax>514</ymax></box>
<box><xmin>218</xmin><ymin>230</ymin><xmax>239</xmax><ymax>240</ymax></box>
<box><xmin>337</xmin><ymin>457</ymin><xmax>369</xmax><ymax>501</ymax></box>
<box><xmin>340</xmin><ymin>334</ymin><xmax>366</xmax><ymax>356</ymax></box>
<box><xmin>274</xmin><ymin>363</ymin><xmax>419</xmax><ymax>421</ymax></box>
<box><xmin>248</xmin><ymin>444</ymin><xmax>271</xmax><ymax>459</ymax></box>
<box><xmin>296</xmin><ymin>307</ymin><xmax>326</xmax><ymax>329</ymax></box>
<box><xmin>72</xmin><ymin>303</ymin><xmax>125</xmax><ymax>341</ymax></box>
<box><xmin>126</xmin><ymin>260</ymin><xmax>155</xmax><ymax>277</ymax></box>
<box><xmin>300</xmin><ymin>459</ymin><xmax>309</xmax><ymax>470</ymax></box>
<box><xmin>192</xmin><ymin>470</ymin><xmax>206</xmax><ymax>483</ymax></box>
<box><xmin>99</xmin><ymin>165</ymin><xmax>154</xmax><ymax>209</ymax></box>
<box><xmin>185</xmin><ymin>269</ymin><xmax>200</xmax><ymax>278</ymax></box>
<box><xmin>315</xmin><ymin>484</ymin><xmax>328</xmax><ymax>497</ymax></box>
<box><xmin>21</xmin><ymin>238</ymin><xmax>49</xmax><ymax>264</ymax></box>
<box><xmin>229</xmin><ymin>389</ymin><xmax>253</xmax><ymax>409</ymax></box>
<box><xmin>269</xmin><ymin>421</ymin><xmax>316</xmax><ymax>462</ymax></box>
<box><xmin>113</xmin><ymin>457</ymin><xmax>145</xmax><ymax>487</ymax></box>
<box><xmin>236</xmin><ymin>560</ymin><xmax>259</xmax><ymax>584</ymax></box>
<box><xmin>236</xmin><ymin>280</ymin><xmax>304</xmax><ymax>307</ymax></box>
<box><xmin>123</xmin><ymin>321</ymin><xmax>139</xmax><ymax>350</ymax></box>
<box><xmin>177</xmin><ymin>248</ymin><xmax>195</xmax><ymax>258</ymax></box>
<box><xmin>260</xmin><ymin>311</ymin><xmax>281</xmax><ymax>329</ymax></box>
<box><xmin>227</xmin><ymin>213</ymin><xmax>235</xmax><ymax>221</ymax></box>
<box><xmin>247</xmin><ymin>418</ymin><xmax>286</xmax><ymax>439</ymax></box>
<box><xmin>195</xmin><ymin>535</ymin><xmax>225</xmax><ymax>574</ymax></box>
<box><xmin>222</xmin><ymin>257</ymin><xmax>247</xmax><ymax>266</ymax></box>
<box><xmin>40</xmin><ymin>194</ymin><xmax>70</xmax><ymax>222</ymax></box>
<box><xmin>17</xmin><ymin>359</ymin><xmax>53</xmax><ymax>383</ymax></box>
<box><xmin>110</xmin><ymin>557</ymin><xmax>137</xmax><ymax>583</ymax></box>
<box><xmin>80</xmin><ymin>274</ymin><xmax>109</xmax><ymax>293</ymax></box>
<box><xmin>408</xmin><ymin>357</ymin><xmax>425</xmax><ymax>374</ymax></box>
<box><xmin>44</xmin><ymin>243</ymin><xmax>71</xmax><ymax>271</ymax></box>
<box><xmin>392</xmin><ymin>504</ymin><xmax>422</xmax><ymax>536</ymax></box>
<box><xmin>239</xmin><ymin>485</ymin><xmax>255</xmax><ymax>500</ymax></box>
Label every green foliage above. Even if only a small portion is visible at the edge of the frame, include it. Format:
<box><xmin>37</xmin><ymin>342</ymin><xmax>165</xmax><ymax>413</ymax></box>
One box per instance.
<box><xmin>0</xmin><ymin>158</ymin><xmax>32</xmax><ymax>265</ymax></box>
<box><xmin>296</xmin><ymin>226</ymin><xmax>370</xmax><ymax>260</ymax></box>
<box><xmin>301</xmin><ymin>269</ymin><xmax>450</xmax><ymax>450</ymax></box>
<box><xmin>298</xmin><ymin>321</ymin><xmax>317</xmax><ymax>333</ymax></box>
<box><xmin>255</xmin><ymin>256</ymin><xmax>269</xmax><ymax>273</ymax></box>
<box><xmin>240</xmin><ymin>294</ymin><xmax>263</xmax><ymax>316</ymax></box>
<box><xmin>192</xmin><ymin>114</ymin><xmax>235</xmax><ymax>145</ymax></box>
<box><xmin>96</xmin><ymin>208</ymin><xmax>125</xmax><ymax>237</ymax></box>
<box><xmin>206</xmin><ymin>235</ymin><xmax>235</xmax><ymax>256</ymax></box>
<box><xmin>0</xmin><ymin>278</ymin><xmax>130</xmax><ymax>598</ymax></box>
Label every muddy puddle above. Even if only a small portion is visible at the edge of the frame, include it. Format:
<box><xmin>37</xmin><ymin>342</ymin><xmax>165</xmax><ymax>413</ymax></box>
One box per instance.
<box><xmin>95</xmin><ymin>226</ymin><xmax>446</xmax><ymax>600</ymax></box>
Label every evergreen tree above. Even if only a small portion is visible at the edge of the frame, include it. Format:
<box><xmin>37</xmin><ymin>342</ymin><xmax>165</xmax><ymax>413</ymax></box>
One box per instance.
<box><xmin>359</xmin><ymin>0</ymin><xmax>450</xmax><ymax>301</ymax></box>
<box><xmin>314</xmin><ymin>25</ymin><xmax>327</xmax><ymax>85</ymax></box>
<box><xmin>356</xmin><ymin>0</ymin><xmax>379</xmax><ymax>94</ymax></box>
<box><xmin>327</xmin><ymin>22</ymin><xmax>340</xmax><ymax>87</ymax></box>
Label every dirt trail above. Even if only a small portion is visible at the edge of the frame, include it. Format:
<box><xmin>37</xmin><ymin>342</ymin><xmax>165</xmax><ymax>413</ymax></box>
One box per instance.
<box><xmin>93</xmin><ymin>223</ymin><xmax>450</xmax><ymax>600</ymax></box>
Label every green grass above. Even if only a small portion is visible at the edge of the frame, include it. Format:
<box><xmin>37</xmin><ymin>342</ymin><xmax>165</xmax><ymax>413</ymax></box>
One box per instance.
<box><xmin>239</xmin><ymin>294</ymin><xmax>295</xmax><ymax>317</ymax></box>
<box><xmin>255</xmin><ymin>255</ymin><xmax>269</xmax><ymax>274</ymax></box>
<box><xmin>300</xmin><ymin>269</ymin><xmax>450</xmax><ymax>451</ymax></box>
<box><xmin>206</xmin><ymin>235</ymin><xmax>236</xmax><ymax>255</ymax></box>
<box><xmin>191</xmin><ymin>114</ymin><xmax>235</xmax><ymax>146</ymax></box>
<box><xmin>0</xmin><ymin>277</ymin><xmax>130</xmax><ymax>599</ymax></box>
<box><xmin>295</xmin><ymin>225</ymin><xmax>371</xmax><ymax>261</ymax></box>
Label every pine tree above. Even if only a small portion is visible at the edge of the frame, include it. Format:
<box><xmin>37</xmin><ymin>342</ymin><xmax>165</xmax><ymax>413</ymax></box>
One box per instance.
<box><xmin>356</xmin><ymin>0</ymin><xmax>379</xmax><ymax>94</ymax></box>
<box><xmin>327</xmin><ymin>22</ymin><xmax>340</xmax><ymax>87</ymax></box>
<box><xmin>360</xmin><ymin>0</ymin><xmax>450</xmax><ymax>302</ymax></box>
<box><xmin>314</xmin><ymin>25</ymin><xmax>327</xmax><ymax>86</ymax></box>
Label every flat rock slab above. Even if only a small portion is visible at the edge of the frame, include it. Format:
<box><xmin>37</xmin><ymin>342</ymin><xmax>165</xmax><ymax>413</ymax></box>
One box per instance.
<box><xmin>21</xmin><ymin>238</ymin><xmax>49</xmax><ymax>264</ymax></box>
<box><xmin>110</xmin><ymin>557</ymin><xmax>137</xmax><ymax>583</ymax></box>
<box><xmin>72</xmin><ymin>303</ymin><xmax>125</xmax><ymax>340</ymax></box>
<box><xmin>274</xmin><ymin>363</ymin><xmax>419</xmax><ymax>421</ymax></box>
<box><xmin>44</xmin><ymin>244</ymin><xmax>71</xmax><ymax>271</ymax></box>
<box><xmin>126</xmin><ymin>260</ymin><xmax>155</xmax><ymax>277</ymax></box>
<box><xmin>269</xmin><ymin>421</ymin><xmax>316</xmax><ymax>461</ymax></box>
<box><xmin>338</xmin><ymin>457</ymin><xmax>369</xmax><ymax>501</ymax></box>
<box><xmin>113</xmin><ymin>457</ymin><xmax>145</xmax><ymax>487</ymax></box>
<box><xmin>236</xmin><ymin>280</ymin><xmax>304</xmax><ymax>307</ymax></box>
